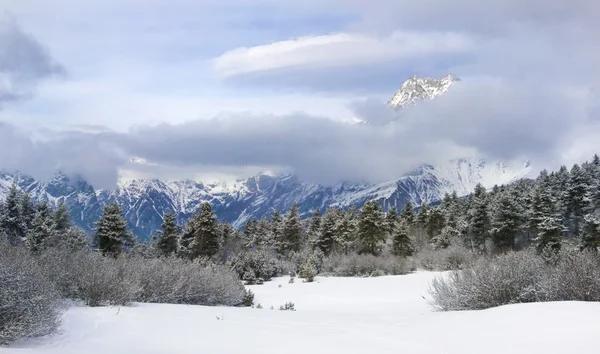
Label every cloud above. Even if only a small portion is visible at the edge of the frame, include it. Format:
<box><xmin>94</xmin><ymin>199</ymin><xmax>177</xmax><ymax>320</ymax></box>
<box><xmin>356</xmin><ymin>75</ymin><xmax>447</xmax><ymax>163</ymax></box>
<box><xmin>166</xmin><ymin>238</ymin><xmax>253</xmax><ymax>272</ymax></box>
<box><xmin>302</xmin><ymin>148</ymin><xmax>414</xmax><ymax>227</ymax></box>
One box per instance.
<box><xmin>213</xmin><ymin>31</ymin><xmax>474</xmax><ymax>78</ymax></box>
<box><xmin>0</xmin><ymin>17</ymin><xmax>65</xmax><ymax>105</ymax></box>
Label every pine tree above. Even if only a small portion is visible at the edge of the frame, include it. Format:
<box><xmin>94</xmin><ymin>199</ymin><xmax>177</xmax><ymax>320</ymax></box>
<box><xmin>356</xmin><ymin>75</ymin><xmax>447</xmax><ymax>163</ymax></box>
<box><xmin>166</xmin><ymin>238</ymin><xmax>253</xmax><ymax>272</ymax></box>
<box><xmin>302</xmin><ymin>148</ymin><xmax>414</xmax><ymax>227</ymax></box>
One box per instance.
<box><xmin>416</xmin><ymin>202</ymin><xmax>429</xmax><ymax>227</ymax></box>
<box><xmin>536</xmin><ymin>214</ymin><xmax>563</xmax><ymax>253</ymax></box>
<box><xmin>565</xmin><ymin>164</ymin><xmax>588</xmax><ymax>237</ymax></box>
<box><xmin>317</xmin><ymin>208</ymin><xmax>337</xmax><ymax>255</ymax></box>
<box><xmin>54</xmin><ymin>199</ymin><xmax>72</xmax><ymax>233</ymax></box>
<box><xmin>242</xmin><ymin>217</ymin><xmax>258</xmax><ymax>248</ymax></box>
<box><xmin>400</xmin><ymin>200</ymin><xmax>415</xmax><ymax>226</ymax></box>
<box><xmin>19</xmin><ymin>192</ymin><xmax>35</xmax><ymax>233</ymax></box>
<box><xmin>334</xmin><ymin>209</ymin><xmax>357</xmax><ymax>254</ymax></box>
<box><xmin>26</xmin><ymin>201</ymin><xmax>56</xmax><ymax>254</ymax></box>
<box><xmin>467</xmin><ymin>183</ymin><xmax>491</xmax><ymax>252</ymax></box>
<box><xmin>2</xmin><ymin>184</ymin><xmax>25</xmax><ymax>245</ymax></box>
<box><xmin>64</xmin><ymin>227</ymin><xmax>88</xmax><ymax>251</ymax></box>
<box><xmin>184</xmin><ymin>202</ymin><xmax>219</xmax><ymax>259</ymax></box>
<box><xmin>281</xmin><ymin>202</ymin><xmax>302</xmax><ymax>254</ymax></box>
<box><xmin>491</xmin><ymin>192</ymin><xmax>522</xmax><ymax>252</ymax></box>
<box><xmin>385</xmin><ymin>206</ymin><xmax>398</xmax><ymax>235</ymax></box>
<box><xmin>96</xmin><ymin>202</ymin><xmax>134</xmax><ymax>257</ymax></box>
<box><xmin>581</xmin><ymin>177</ymin><xmax>600</xmax><ymax>251</ymax></box>
<box><xmin>357</xmin><ymin>200</ymin><xmax>387</xmax><ymax>255</ymax></box>
<box><xmin>426</xmin><ymin>207</ymin><xmax>445</xmax><ymax>240</ymax></box>
<box><xmin>156</xmin><ymin>212</ymin><xmax>180</xmax><ymax>257</ymax></box>
<box><xmin>307</xmin><ymin>209</ymin><xmax>322</xmax><ymax>250</ymax></box>
<box><xmin>391</xmin><ymin>221</ymin><xmax>414</xmax><ymax>257</ymax></box>
<box><xmin>270</xmin><ymin>211</ymin><xmax>284</xmax><ymax>252</ymax></box>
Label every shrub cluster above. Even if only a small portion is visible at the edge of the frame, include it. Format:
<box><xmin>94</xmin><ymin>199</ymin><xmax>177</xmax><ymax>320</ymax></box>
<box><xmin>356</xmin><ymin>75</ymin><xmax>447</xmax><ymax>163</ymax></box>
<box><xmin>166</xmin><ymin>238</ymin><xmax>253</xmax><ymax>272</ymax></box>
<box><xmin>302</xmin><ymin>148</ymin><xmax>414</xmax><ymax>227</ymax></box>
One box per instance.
<box><xmin>412</xmin><ymin>244</ymin><xmax>476</xmax><ymax>271</ymax></box>
<box><xmin>0</xmin><ymin>242</ymin><xmax>62</xmax><ymax>345</ymax></box>
<box><xmin>227</xmin><ymin>249</ymin><xmax>293</xmax><ymax>284</ymax></box>
<box><xmin>430</xmin><ymin>249</ymin><xmax>600</xmax><ymax>311</ymax></box>
<box><xmin>321</xmin><ymin>253</ymin><xmax>412</xmax><ymax>277</ymax></box>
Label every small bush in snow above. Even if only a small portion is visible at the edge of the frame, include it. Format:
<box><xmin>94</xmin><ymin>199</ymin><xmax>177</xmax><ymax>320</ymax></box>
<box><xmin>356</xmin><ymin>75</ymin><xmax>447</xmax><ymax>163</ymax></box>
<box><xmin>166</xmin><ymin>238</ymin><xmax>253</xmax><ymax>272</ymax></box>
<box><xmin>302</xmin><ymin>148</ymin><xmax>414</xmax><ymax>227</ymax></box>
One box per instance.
<box><xmin>0</xmin><ymin>242</ymin><xmax>62</xmax><ymax>346</ymax></box>
<box><xmin>243</xmin><ymin>289</ymin><xmax>255</xmax><ymax>307</ymax></box>
<box><xmin>279</xmin><ymin>302</ymin><xmax>296</xmax><ymax>311</ymax></box>
<box><xmin>256</xmin><ymin>303</ymin><xmax>263</xmax><ymax>309</ymax></box>
<box><xmin>321</xmin><ymin>253</ymin><xmax>411</xmax><ymax>277</ymax></box>
<box><xmin>298</xmin><ymin>260</ymin><xmax>317</xmax><ymax>282</ymax></box>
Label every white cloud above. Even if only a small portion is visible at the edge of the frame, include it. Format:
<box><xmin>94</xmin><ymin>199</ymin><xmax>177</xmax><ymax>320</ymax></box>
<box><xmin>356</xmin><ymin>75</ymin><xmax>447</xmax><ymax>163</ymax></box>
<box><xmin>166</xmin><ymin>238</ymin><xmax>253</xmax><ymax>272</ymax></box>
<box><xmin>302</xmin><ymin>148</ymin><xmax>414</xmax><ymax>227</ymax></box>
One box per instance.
<box><xmin>213</xmin><ymin>31</ymin><xmax>474</xmax><ymax>78</ymax></box>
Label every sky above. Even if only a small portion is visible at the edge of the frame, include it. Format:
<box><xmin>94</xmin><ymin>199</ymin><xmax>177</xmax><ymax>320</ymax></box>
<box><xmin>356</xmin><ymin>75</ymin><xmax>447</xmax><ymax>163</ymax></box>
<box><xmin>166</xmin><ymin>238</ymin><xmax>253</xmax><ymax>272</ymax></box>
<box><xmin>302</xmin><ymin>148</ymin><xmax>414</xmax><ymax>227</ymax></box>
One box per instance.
<box><xmin>0</xmin><ymin>0</ymin><xmax>599</xmax><ymax>188</ymax></box>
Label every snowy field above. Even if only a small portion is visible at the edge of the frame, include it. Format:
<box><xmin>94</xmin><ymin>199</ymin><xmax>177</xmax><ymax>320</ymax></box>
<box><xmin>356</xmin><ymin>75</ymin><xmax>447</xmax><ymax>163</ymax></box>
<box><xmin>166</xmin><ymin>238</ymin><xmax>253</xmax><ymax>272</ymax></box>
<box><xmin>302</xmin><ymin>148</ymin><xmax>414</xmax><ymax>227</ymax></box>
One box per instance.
<box><xmin>6</xmin><ymin>272</ymin><xmax>600</xmax><ymax>354</ymax></box>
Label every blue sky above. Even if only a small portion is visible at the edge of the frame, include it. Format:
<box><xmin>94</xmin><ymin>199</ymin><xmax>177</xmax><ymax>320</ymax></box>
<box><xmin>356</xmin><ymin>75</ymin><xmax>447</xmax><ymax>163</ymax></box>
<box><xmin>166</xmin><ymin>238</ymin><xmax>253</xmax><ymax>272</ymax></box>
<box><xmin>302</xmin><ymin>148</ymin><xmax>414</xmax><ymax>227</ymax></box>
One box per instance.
<box><xmin>1</xmin><ymin>0</ymin><xmax>599</xmax><ymax>187</ymax></box>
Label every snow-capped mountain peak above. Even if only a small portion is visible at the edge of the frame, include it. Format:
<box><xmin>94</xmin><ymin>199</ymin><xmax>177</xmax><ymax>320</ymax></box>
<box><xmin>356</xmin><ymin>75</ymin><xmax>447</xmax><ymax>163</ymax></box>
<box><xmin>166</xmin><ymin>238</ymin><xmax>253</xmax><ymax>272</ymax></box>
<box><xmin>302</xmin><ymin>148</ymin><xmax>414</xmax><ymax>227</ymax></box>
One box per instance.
<box><xmin>387</xmin><ymin>74</ymin><xmax>460</xmax><ymax>110</ymax></box>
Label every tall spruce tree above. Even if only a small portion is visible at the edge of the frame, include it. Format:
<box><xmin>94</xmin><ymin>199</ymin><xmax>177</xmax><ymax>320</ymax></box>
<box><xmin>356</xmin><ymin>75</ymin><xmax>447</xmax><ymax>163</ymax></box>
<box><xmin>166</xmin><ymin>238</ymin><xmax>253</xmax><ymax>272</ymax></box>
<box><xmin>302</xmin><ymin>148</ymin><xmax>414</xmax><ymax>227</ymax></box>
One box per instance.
<box><xmin>385</xmin><ymin>206</ymin><xmax>399</xmax><ymax>235</ymax></box>
<box><xmin>270</xmin><ymin>211</ymin><xmax>284</xmax><ymax>251</ymax></box>
<box><xmin>391</xmin><ymin>221</ymin><xmax>414</xmax><ymax>257</ymax></box>
<box><xmin>2</xmin><ymin>184</ymin><xmax>25</xmax><ymax>245</ymax></box>
<box><xmin>157</xmin><ymin>212</ymin><xmax>180</xmax><ymax>256</ymax></box>
<box><xmin>467</xmin><ymin>183</ymin><xmax>491</xmax><ymax>252</ymax></box>
<box><xmin>26</xmin><ymin>201</ymin><xmax>56</xmax><ymax>254</ymax></box>
<box><xmin>400</xmin><ymin>200</ymin><xmax>416</xmax><ymax>226</ymax></box>
<box><xmin>334</xmin><ymin>208</ymin><xmax>357</xmax><ymax>254</ymax></box>
<box><xmin>491</xmin><ymin>192</ymin><xmax>522</xmax><ymax>252</ymax></box>
<box><xmin>281</xmin><ymin>202</ymin><xmax>302</xmax><ymax>254</ymax></box>
<box><xmin>184</xmin><ymin>202</ymin><xmax>219</xmax><ymax>259</ymax></box>
<box><xmin>96</xmin><ymin>202</ymin><xmax>134</xmax><ymax>257</ymax></box>
<box><xmin>317</xmin><ymin>208</ymin><xmax>337</xmax><ymax>255</ymax></box>
<box><xmin>54</xmin><ymin>200</ymin><xmax>72</xmax><ymax>233</ymax></box>
<box><xmin>19</xmin><ymin>192</ymin><xmax>35</xmax><ymax>233</ymax></box>
<box><xmin>581</xmin><ymin>178</ymin><xmax>600</xmax><ymax>251</ymax></box>
<box><xmin>426</xmin><ymin>207</ymin><xmax>445</xmax><ymax>240</ymax></box>
<box><xmin>357</xmin><ymin>200</ymin><xmax>387</xmax><ymax>255</ymax></box>
<box><xmin>565</xmin><ymin>164</ymin><xmax>588</xmax><ymax>237</ymax></box>
<box><xmin>307</xmin><ymin>209</ymin><xmax>322</xmax><ymax>250</ymax></box>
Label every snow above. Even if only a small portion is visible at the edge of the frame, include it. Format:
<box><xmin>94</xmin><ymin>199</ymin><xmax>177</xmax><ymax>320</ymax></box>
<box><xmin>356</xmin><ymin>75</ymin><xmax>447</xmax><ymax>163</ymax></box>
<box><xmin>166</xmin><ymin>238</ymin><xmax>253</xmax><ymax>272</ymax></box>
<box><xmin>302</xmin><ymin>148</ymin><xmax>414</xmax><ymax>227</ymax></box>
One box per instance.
<box><xmin>7</xmin><ymin>272</ymin><xmax>600</xmax><ymax>354</ymax></box>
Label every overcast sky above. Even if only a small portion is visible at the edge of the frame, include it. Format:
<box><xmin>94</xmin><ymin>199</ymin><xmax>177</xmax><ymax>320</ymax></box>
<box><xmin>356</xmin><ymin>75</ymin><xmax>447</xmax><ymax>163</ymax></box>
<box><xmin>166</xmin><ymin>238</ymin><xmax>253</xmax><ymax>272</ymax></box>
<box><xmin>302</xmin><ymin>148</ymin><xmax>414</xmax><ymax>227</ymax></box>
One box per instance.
<box><xmin>1</xmin><ymin>0</ymin><xmax>599</xmax><ymax>188</ymax></box>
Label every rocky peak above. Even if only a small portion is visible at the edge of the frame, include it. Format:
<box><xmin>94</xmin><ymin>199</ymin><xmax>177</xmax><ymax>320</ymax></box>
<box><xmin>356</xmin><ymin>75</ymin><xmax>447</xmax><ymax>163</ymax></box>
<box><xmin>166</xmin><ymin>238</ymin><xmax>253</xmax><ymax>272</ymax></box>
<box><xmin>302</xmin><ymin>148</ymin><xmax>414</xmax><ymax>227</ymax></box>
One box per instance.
<box><xmin>387</xmin><ymin>74</ymin><xmax>460</xmax><ymax>110</ymax></box>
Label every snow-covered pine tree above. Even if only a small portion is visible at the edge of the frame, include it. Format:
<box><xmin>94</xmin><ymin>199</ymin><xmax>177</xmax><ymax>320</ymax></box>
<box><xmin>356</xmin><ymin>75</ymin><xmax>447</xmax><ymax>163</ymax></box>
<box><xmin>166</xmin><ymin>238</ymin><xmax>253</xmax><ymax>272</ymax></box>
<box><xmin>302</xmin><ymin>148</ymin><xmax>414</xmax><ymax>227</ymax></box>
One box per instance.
<box><xmin>385</xmin><ymin>206</ymin><xmax>398</xmax><ymax>235</ymax></box>
<box><xmin>467</xmin><ymin>183</ymin><xmax>491</xmax><ymax>253</ymax></box>
<box><xmin>281</xmin><ymin>202</ymin><xmax>302</xmax><ymax>254</ymax></box>
<box><xmin>188</xmin><ymin>202</ymin><xmax>220</xmax><ymax>259</ymax></box>
<box><xmin>334</xmin><ymin>208</ymin><xmax>357</xmax><ymax>254</ymax></box>
<box><xmin>391</xmin><ymin>220</ymin><xmax>414</xmax><ymax>257</ymax></box>
<box><xmin>307</xmin><ymin>209</ymin><xmax>322</xmax><ymax>250</ymax></box>
<box><xmin>536</xmin><ymin>213</ymin><xmax>564</xmax><ymax>253</ymax></box>
<box><xmin>26</xmin><ymin>201</ymin><xmax>56</xmax><ymax>254</ymax></box>
<box><xmin>317</xmin><ymin>208</ymin><xmax>337</xmax><ymax>256</ymax></box>
<box><xmin>357</xmin><ymin>200</ymin><xmax>387</xmax><ymax>255</ymax></box>
<box><xmin>426</xmin><ymin>207</ymin><xmax>445</xmax><ymax>240</ymax></box>
<box><xmin>242</xmin><ymin>217</ymin><xmax>258</xmax><ymax>248</ymax></box>
<box><xmin>2</xmin><ymin>184</ymin><xmax>25</xmax><ymax>245</ymax></box>
<box><xmin>416</xmin><ymin>202</ymin><xmax>429</xmax><ymax>227</ymax></box>
<box><xmin>19</xmin><ymin>192</ymin><xmax>35</xmax><ymax>233</ymax></box>
<box><xmin>96</xmin><ymin>202</ymin><xmax>134</xmax><ymax>257</ymax></box>
<box><xmin>491</xmin><ymin>192</ymin><xmax>522</xmax><ymax>252</ymax></box>
<box><xmin>270</xmin><ymin>211</ymin><xmax>284</xmax><ymax>252</ymax></box>
<box><xmin>565</xmin><ymin>164</ymin><xmax>588</xmax><ymax>237</ymax></box>
<box><xmin>157</xmin><ymin>212</ymin><xmax>180</xmax><ymax>257</ymax></box>
<box><xmin>581</xmin><ymin>177</ymin><xmax>600</xmax><ymax>251</ymax></box>
<box><xmin>53</xmin><ymin>200</ymin><xmax>72</xmax><ymax>233</ymax></box>
<box><xmin>400</xmin><ymin>200</ymin><xmax>415</xmax><ymax>226</ymax></box>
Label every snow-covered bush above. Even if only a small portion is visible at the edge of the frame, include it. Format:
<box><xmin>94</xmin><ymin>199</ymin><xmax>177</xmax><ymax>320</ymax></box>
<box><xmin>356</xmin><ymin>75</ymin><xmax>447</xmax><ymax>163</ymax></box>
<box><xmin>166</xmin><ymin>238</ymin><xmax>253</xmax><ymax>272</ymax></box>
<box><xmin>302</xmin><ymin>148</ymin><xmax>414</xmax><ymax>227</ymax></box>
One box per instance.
<box><xmin>228</xmin><ymin>249</ymin><xmax>292</xmax><ymax>284</ymax></box>
<box><xmin>321</xmin><ymin>253</ymin><xmax>411</xmax><ymax>277</ymax></box>
<box><xmin>0</xmin><ymin>242</ymin><xmax>62</xmax><ymax>346</ymax></box>
<box><xmin>430</xmin><ymin>249</ymin><xmax>600</xmax><ymax>311</ymax></box>
<box><xmin>298</xmin><ymin>260</ymin><xmax>317</xmax><ymax>282</ymax></box>
<box><xmin>133</xmin><ymin>257</ymin><xmax>246</xmax><ymax>306</ymax></box>
<box><xmin>278</xmin><ymin>302</ymin><xmax>296</xmax><ymax>311</ymax></box>
<box><xmin>413</xmin><ymin>244</ymin><xmax>475</xmax><ymax>271</ymax></box>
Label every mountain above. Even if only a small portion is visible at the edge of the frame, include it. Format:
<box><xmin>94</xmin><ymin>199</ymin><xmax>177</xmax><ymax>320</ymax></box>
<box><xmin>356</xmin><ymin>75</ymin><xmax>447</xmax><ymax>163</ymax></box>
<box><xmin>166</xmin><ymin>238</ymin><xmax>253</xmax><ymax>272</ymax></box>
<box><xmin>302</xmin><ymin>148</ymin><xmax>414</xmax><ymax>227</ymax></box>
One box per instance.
<box><xmin>387</xmin><ymin>74</ymin><xmax>459</xmax><ymax>110</ymax></box>
<box><xmin>0</xmin><ymin>159</ymin><xmax>532</xmax><ymax>241</ymax></box>
<box><xmin>0</xmin><ymin>74</ymin><xmax>532</xmax><ymax>241</ymax></box>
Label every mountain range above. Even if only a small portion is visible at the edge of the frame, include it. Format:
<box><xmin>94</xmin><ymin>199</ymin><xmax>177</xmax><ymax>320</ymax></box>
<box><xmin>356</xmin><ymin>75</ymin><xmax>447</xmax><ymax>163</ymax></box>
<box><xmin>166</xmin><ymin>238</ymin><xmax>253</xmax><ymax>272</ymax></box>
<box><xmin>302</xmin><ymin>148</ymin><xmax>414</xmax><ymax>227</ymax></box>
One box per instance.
<box><xmin>0</xmin><ymin>75</ymin><xmax>533</xmax><ymax>241</ymax></box>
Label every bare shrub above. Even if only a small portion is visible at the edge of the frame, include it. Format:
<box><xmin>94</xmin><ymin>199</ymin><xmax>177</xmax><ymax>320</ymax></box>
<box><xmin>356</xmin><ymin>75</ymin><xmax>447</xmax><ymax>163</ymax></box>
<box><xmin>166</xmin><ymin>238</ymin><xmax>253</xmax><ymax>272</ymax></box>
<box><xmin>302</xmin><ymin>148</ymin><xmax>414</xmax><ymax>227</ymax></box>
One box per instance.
<box><xmin>0</xmin><ymin>242</ymin><xmax>62</xmax><ymax>346</ymax></box>
<box><xmin>430</xmin><ymin>249</ymin><xmax>600</xmax><ymax>311</ymax></box>
<box><xmin>321</xmin><ymin>253</ymin><xmax>412</xmax><ymax>277</ymax></box>
<box><xmin>413</xmin><ymin>244</ymin><xmax>476</xmax><ymax>271</ymax></box>
<box><xmin>133</xmin><ymin>257</ymin><xmax>245</xmax><ymax>306</ymax></box>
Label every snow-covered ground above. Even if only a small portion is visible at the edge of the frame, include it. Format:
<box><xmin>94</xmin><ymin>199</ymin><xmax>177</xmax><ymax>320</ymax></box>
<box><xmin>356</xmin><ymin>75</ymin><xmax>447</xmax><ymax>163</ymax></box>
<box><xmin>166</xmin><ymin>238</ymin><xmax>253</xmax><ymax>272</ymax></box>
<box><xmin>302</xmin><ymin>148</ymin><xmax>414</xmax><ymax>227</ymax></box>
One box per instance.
<box><xmin>7</xmin><ymin>272</ymin><xmax>600</xmax><ymax>354</ymax></box>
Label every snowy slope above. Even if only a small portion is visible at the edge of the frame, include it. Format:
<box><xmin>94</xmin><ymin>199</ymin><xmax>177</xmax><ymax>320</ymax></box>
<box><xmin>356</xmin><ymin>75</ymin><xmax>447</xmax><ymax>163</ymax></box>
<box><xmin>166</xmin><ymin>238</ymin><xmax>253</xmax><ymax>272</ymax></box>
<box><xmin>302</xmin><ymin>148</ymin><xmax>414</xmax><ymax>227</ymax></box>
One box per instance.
<box><xmin>7</xmin><ymin>273</ymin><xmax>600</xmax><ymax>354</ymax></box>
